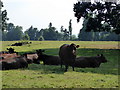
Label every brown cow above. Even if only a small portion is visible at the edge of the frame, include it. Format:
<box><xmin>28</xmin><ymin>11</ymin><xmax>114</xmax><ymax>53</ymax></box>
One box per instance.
<box><xmin>59</xmin><ymin>43</ymin><xmax>79</xmax><ymax>72</ymax></box>
<box><xmin>23</xmin><ymin>53</ymin><xmax>40</xmax><ymax>64</ymax></box>
<box><xmin>0</xmin><ymin>53</ymin><xmax>19</xmax><ymax>60</ymax></box>
<box><xmin>1</xmin><ymin>55</ymin><xmax>28</xmax><ymax>70</ymax></box>
<box><xmin>75</xmin><ymin>54</ymin><xmax>107</xmax><ymax>68</ymax></box>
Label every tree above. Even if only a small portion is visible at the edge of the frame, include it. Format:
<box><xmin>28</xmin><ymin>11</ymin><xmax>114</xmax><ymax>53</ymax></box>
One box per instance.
<box><xmin>0</xmin><ymin>1</ymin><xmax>9</xmax><ymax>31</ymax></box>
<box><xmin>63</xmin><ymin>28</ymin><xmax>70</xmax><ymax>41</ymax></box>
<box><xmin>14</xmin><ymin>26</ymin><xmax>23</xmax><ymax>40</ymax></box>
<box><xmin>6</xmin><ymin>23</ymin><xmax>23</xmax><ymax>41</ymax></box>
<box><xmin>60</xmin><ymin>26</ymin><xmax>69</xmax><ymax>41</ymax></box>
<box><xmin>68</xmin><ymin>19</ymin><xmax>72</xmax><ymax>40</ymax></box>
<box><xmin>78</xmin><ymin>18</ymin><xmax>101</xmax><ymax>41</ymax></box>
<box><xmin>78</xmin><ymin>18</ymin><xmax>120</xmax><ymax>41</ymax></box>
<box><xmin>38</xmin><ymin>36</ymin><xmax>44</xmax><ymax>41</ymax></box>
<box><xmin>42</xmin><ymin>22</ymin><xmax>58</xmax><ymax>40</ymax></box>
<box><xmin>78</xmin><ymin>29</ymin><xmax>93</xmax><ymax>41</ymax></box>
<box><xmin>25</xmin><ymin>26</ymin><xmax>39</xmax><ymax>40</ymax></box>
<box><xmin>71</xmin><ymin>35</ymin><xmax>78</xmax><ymax>41</ymax></box>
<box><xmin>2</xmin><ymin>31</ymin><xmax>7</xmax><ymax>41</ymax></box>
<box><xmin>22</xmin><ymin>33</ymin><xmax>30</xmax><ymax>40</ymax></box>
<box><xmin>73</xmin><ymin>1</ymin><xmax>120</xmax><ymax>34</ymax></box>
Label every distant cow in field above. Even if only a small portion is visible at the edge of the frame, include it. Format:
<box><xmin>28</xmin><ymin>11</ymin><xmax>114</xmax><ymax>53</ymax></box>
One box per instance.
<box><xmin>36</xmin><ymin>49</ymin><xmax>61</xmax><ymax>65</ymax></box>
<box><xmin>59</xmin><ymin>43</ymin><xmax>79</xmax><ymax>72</ymax></box>
<box><xmin>11</xmin><ymin>42</ymin><xmax>23</xmax><ymax>46</ymax></box>
<box><xmin>23</xmin><ymin>53</ymin><xmax>40</xmax><ymax>64</ymax></box>
<box><xmin>0</xmin><ymin>55</ymin><xmax>28</xmax><ymax>70</ymax></box>
<box><xmin>75</xmin><ymin>54</ymin><xmax>107</xmax><ymax>68</ymax></box>
<box><xmin>7</xmin><ymin>47</ymin><xmax>16</xmax><ymax>53</ymax></box>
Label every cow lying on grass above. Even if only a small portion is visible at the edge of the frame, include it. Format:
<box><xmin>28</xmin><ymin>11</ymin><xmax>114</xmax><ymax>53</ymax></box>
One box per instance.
<box><xmin>0</xmin><ymin>55</ymin><xmax>28</xmax><ymax>70</ymax></box>
<box><xmin>11</xmin><ymin>41</ymin><xmax>32</xmax><ymax>46</ymax></box>
<box><xmin>23</xmin><ymin>53</ymin><xmax>40</xmax><ymax>64</ymax></box>
<box><xmin>1</xmin><ymin>53</ymin><xmax>19</xmax><ymax>60</ymax></box>
<box><xmin>0</xmin><ymin>47</ymin><xmax>41</xmax><ymax>70</ymax></box>
<box><xmin>74</xmin><ymin>54</ymin><xmax>107</xmax><ymax>68</ymax></box>
<box><xmin>36</xmin><ymin>49</ymin><xmax>60</xmax><ymax>65</ymax></box>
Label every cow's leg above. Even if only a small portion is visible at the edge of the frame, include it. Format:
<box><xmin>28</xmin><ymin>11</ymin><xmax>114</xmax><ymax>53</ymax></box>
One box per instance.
<box><xmin>60</xmin><ymin>59</ymin><xmax>63</xmax><ymax>68</ymax></box>
<box><xmin>72</xmin><ymin>66</ymin><xmax>74</xmax><ymax>71</ymax></box>
<box><xmin>72</xmin><ymin>64</ymin><xmax>75</xmax><ymax>71</ymax></box>
<box><xmin>65</xmin><ymin>65</ymin><xmax>68</xmax><ymax>72</ymax></box>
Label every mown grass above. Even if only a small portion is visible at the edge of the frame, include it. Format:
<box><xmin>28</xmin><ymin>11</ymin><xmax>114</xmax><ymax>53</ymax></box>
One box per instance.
<box><xmin>1</xmin><ymin>41</ymin><xmax>119</xmax><ymax>88</ymax></box>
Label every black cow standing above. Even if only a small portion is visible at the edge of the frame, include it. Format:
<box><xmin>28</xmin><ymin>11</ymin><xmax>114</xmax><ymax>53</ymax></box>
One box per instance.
<box><xmin>59</xmin><ymin>43</ymin><xmax>79</xmax><ymax>72</ymax></box>
<box><xmin>75</xmin><ymin>54</ymin><xmax>107</xmax><ymax>68</ymax></box>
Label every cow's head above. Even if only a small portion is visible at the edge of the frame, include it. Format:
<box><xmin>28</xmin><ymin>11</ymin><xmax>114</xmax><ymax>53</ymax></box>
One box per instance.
<box><xmin>36</xmin><ymin>49</ymin><xmax>45</xmax><ymax>61</ymax></box>
<box><xmin>97</xmin><ymin>54</ymin><xmax>107</xmax><ymax>63</ymax></box>
<box><xmin>69</xmin><ymin>43</ymin><xmax>79</xmax><ymax>50</ymax></box>
<box><xmin>67</xmin><ymin>43</ymin><xmax>79</xmax><ymax>55</ymax></box>
<box><xmin>36</xmin><ymin>49</ymin><xmax>45</xmax><ymax>55</ymax></box>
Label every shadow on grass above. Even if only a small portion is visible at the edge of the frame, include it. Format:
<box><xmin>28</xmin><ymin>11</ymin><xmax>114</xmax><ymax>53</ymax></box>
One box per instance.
<box><xmin>18</xmin><ymin>48</ymin><xmax>119</xmax><ymax>75</ymax></box>
<box><xmin>27</xmin><ymin>64</ymin><xmax>65</xmax><ymax>74</ymax></box>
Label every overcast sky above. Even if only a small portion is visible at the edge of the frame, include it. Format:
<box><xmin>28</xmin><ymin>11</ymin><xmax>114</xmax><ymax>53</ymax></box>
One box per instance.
<box><xmin>3</xmin><ymin>0</ymin><xmax>83</xmax><ymax>36</ymax></box>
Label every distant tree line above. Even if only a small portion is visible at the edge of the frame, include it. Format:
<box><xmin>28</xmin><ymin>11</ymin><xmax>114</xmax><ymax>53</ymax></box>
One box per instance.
<box><xmin>2</xmin><ymin>21</ymin><xmax>78</xmax><ymax>41</ymax></box>
<box><xmin>2</xmin><ymin>22</ymin><xmax>119</xmax><ymax>41</ymax></box>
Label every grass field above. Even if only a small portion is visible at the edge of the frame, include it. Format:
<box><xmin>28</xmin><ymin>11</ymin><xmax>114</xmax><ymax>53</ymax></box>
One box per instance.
<box><xmin>0</xmin><ymin>41</ymin><xmax>119</xmax><ymax>88</ymax></box>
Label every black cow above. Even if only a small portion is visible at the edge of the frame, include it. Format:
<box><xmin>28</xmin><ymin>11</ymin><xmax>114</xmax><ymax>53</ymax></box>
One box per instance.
<box><xmin>75</xmin><ymin>54</ymin><xmax>107</xmax><ymax>68</ymax></box>
<box><xmin>36</xmin><ymin>49</ymin><xmax>60</xmax><ymax>65</ymax></box>
<box><xmin>11</xmin><ymin>42</ymin><xmax>23</xmax><ymax>46</ymax></box>
<box><xmin>59</xmin><ymin>43</ymin><xmax>79</xmax><ymax>72</ymax></box>
<box><xmin>7</xmin><ymin>48</ymin><xmax>16</xmax><ymax>53</ymax></box>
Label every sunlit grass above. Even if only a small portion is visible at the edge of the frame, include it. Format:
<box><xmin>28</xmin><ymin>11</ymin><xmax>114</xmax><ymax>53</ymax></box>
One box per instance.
<box><xmin>1</xmin><ymin>41</ymin><xmax>119</xmax><ymax>52</ymax></box>
<box><xmin>2</xmin><ymin>64</ymin><xmax>119</xmax><ymax>88</ymax></box>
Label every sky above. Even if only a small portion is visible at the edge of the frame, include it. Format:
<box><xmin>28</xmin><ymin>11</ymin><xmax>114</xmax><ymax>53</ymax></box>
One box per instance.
<box><xmin>2</xmin><ymin>0</ymin><xmax>83</xmax><ymax>37</ymax></box>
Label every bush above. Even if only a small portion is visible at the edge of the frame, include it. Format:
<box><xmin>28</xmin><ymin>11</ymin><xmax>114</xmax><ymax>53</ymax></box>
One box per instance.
<box><xmin>38</xmin><ymin>36</ymin><xmax>44</xmax><ymax>41</ymax></box>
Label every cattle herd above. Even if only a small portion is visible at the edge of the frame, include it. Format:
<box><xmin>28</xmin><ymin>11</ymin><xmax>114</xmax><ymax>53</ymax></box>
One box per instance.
<box><xmin>0</xmin><ymin>43</ymin><xmax>107</xmax><ymax>71</ymax></box>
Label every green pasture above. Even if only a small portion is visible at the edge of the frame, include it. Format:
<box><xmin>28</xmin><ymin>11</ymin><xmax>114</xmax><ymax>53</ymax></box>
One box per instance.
<box><xmin>0</xmin><ymin>41</ymin><xmax>119</xmax><ymax>88</ymax></box>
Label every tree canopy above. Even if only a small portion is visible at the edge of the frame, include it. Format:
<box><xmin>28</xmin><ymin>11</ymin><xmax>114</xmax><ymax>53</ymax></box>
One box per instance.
<box><xmin>0</xmin><ymin>1</ymin><xmax>9</xmax><ymax>31</ymax></box>
<box><xmin>73</xmin><ymin>1</ymin><xmax>120</xmax><ymax>34</ymax></box>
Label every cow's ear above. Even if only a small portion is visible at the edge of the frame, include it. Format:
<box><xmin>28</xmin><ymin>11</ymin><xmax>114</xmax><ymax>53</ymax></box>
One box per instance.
<box><xmin>97</xmin><ymin>54</ymin><xmax>100</xmax><ymax>56</ymax></box>
<box><xmin>70</xmin><ymin>43</ymin><xmax>75</xmax><ymax>46</ymax></box>
<box><xmin>76</xmin><ymin>45</ymin><xmax>79</xmax><ymax>48</ymax></box>
<box><xmin>36</xmin><ymin>50</ymin><xmax>38</xmax><ymax>52</ymax></box>
<box><xmin>7</xmin><ymin>48</ymin><xmax>9</xmax><ymax>50</ymax></box>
